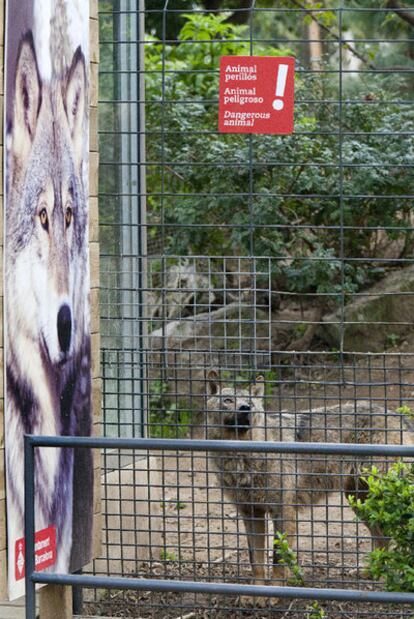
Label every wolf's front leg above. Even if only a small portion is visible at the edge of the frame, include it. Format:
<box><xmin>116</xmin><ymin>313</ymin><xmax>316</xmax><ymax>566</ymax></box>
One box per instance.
<box><xmin>241</xmin><ymin>506</ymin><xmax>267</xmax><ymax>585</ymax></box>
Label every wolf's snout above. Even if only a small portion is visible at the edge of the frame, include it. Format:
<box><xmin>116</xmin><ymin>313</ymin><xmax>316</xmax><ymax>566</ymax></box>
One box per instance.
<box><xmin>224</xmin><ymin>404</ymin><xmax>251</xmax><ymax>430</ymax></box>
<box><xmin>236</xmin><ymin>410</ymin><xmax>251</xmax><ymax>428</ymax></box>
<box><xmin>237</xmin><ymin>405</ymin><xmax>251</xmax><ymax>426</ymax></box>
<box><xmin>57</xmin><ymin>304</ymin><xmax>72</xmax><ymax>353</ymax></box>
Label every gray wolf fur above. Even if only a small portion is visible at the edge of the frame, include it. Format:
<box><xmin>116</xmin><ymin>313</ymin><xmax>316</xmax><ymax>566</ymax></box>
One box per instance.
<box><xmin>5</xmin><ymin>32</ymin><xmax>92</xmax><ymax>582</ymax></box>
<box><xmin>206</xmin><ymin>369</ymin><xmax>413</xmax><ymax>585</ymax></box>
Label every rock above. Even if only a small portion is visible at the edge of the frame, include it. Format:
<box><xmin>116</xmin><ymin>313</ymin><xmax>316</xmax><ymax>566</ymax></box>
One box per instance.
<box><xmin>147</xmin><ymin>302</ymin><xmax>317</xmax><ymax>409</ymax></box>
<box><xmin>320</xmin><ymin>266</ymin><xmax>414</xmax><ymax>352</ymax></box>
<box><xmin>150</xmin><ymin>302</ymin><xmax>270</xmax><ymax>353</ymax></box>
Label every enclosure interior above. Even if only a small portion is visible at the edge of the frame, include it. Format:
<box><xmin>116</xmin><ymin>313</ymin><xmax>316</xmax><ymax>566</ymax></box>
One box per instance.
<box><xmin>90</xmin><ymin>1</ymin><xmax>414</xmax><ymax>617</ymax></box>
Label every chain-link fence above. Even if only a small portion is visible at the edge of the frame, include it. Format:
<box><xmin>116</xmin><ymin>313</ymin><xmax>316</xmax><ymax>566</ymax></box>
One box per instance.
<box><xmin>85</xmin><ymin>1</ymin><xmax>414</xmax><ymax>617</ymax></box>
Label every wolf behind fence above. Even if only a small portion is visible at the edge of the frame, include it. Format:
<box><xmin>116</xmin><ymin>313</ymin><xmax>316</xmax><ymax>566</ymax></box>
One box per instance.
<box><xmin>205</xmin><ymin>369</ymin><xmax>414</xmax><ymax>586</ymax></box>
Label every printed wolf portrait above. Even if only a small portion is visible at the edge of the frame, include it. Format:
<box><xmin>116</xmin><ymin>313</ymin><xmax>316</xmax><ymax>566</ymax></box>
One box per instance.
<box><xmin>5</xmin><ymin>32</ymin><xmax>92</xmax><ymax>578</ymax></box>
<box><xmin>206</xmin><ymin>370</ymin><xmax>413</xmax><ymax>587</ymax></box>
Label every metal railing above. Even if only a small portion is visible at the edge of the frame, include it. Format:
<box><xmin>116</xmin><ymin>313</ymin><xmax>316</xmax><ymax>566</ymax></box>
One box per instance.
<box><xmin>24</xmin><ymin>434</ymin><xmax>414</xmax><ymax>618</ymax></box>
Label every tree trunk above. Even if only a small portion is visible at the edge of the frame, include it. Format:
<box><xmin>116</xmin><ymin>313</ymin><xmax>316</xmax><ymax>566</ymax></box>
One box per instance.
<box><xmin>307</xmin><ymin>2</ymin><xmax>323</xmax><ymax>70</ymax></box>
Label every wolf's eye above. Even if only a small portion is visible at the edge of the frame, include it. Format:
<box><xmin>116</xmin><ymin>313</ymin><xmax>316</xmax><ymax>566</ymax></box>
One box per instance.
<box><xmin>65</xmin><ymin>206</ymin><xmax>73</xmax><ymax>228</ymax></box>
<box><xmin>39</xmin><ymin>208</ymin><xmax>48</xmax><ymax>231</ymax></box>
<box><xmin>223</xmin><ymin>398</ymin><xmax>233</xmax><ymax>405</ymax></box>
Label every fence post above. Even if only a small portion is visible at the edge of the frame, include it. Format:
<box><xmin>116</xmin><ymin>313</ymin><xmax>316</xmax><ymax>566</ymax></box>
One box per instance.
<box><xmin>112</xmin><ymin>0</ymin><xmax>147</xmax><ymax>436</ymax></box>
<box><xmin>24</xmin><ymin>434</ymin><xmax>73</xmax><ymax>619</ymax></box>
<box><xmin>24</xmin><ymin>436</ymin><xmax>36</xmax><ymax>619</ymax></box>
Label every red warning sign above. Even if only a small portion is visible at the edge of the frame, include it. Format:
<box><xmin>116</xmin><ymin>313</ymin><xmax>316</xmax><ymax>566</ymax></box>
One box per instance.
<box><xmin>15</xmin><ymin>526</ymin><xmax>57</xmax><ymax>580</ymax></box>
<box><xmin>219</xmin><ymin>56</ymin><xmax>295</xmax><ymax>134</ymax></box>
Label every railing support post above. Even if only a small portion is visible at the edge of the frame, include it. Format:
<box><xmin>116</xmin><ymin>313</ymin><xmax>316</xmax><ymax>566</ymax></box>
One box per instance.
<box><xmin>24</xmin><ymin>435</ymin><xmax>36</xmax><ymax>619</ymax></box>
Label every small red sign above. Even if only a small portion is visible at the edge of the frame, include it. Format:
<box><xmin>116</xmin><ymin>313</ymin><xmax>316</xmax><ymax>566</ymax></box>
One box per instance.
<box><xmin>219</xmin><ymin>56</ymin><xmax>295</xmax><ymax>134</ymax></box>
<box><xmin>15</xmin><ymin>526</ymin><xmax>57</xmax><ymax>580</ymax></box>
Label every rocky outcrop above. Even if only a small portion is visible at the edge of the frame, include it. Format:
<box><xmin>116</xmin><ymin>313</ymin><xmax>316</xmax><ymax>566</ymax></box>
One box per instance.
<box><xmin>320</xmin><ymin>266</ymin><xmax>414</xmax><ymax>352</ymax></box>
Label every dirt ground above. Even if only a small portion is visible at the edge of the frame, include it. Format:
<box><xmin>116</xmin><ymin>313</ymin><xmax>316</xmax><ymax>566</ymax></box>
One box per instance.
<box><xmin>85</xmin><ymin>339</ymin><xmax>414</xmax><ymax>619</ymax></box>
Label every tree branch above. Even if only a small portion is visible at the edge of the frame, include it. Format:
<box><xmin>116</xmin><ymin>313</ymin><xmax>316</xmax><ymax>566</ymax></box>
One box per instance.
<box><xmin>202</xmin><ymin>0</ymin><xmax>221</xmax><ymax>11</ymax></box>
<box><xmin>286</xmin><ymin>308</ymin><xmax>324</xmax><ymax>352</ymax></box>
<box><xmin>225</xmin><ymin>0</ymin><xmax>253</xmax><ymax>25</ymax></box>
<box><xmin>387</xmin><ymin>0</ymin><xmax>414</xmax><ymax>28</ymax></box>
<box><xmin>290</xmin><ymin>0</ymin><xmax>376</xmax><ymax>69</ymax></box>
<box><xmin>202</xmin><ymin>0</ymin><xmax>252</xmax><ymax>25</ymax></box>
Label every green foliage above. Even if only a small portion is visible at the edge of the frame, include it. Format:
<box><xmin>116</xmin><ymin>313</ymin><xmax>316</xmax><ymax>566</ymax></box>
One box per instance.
<box><xmin>386</xmin><ymin>333</ymin><xmax>402</xmax><ymax>349</ymax></box>
<box><xmin>160</xmin><ymin>500</ymin><xmax>187</xmax><ymax>511</ymax></box>
<box><xmin>396</xmin><ymin>405</ymin><xmax>413</xmax><ymax>419</ymax></box>
<box><xmin>99</xmin><ymin>4</ymin><xmax>414</xmax><ymax>302</ymax></box>
<box><xmin>145</xmin><ymin>11</ymin><xmax>414</xmax><ymax>299</ymax></box>
<box><xmin>348</xmin><ymin>462</ymin><xmax>414</xmax><ymax>592</ymax></box>
<box><xmin>99</xmin><ymin>2</ymin><xmax>121</xmax><ymax>257</ymax></box>
<box><xmin>148</xmin><ymin>380</ymin><xmax>191</xmax><ymax>438</ymax></box>
<box><xmin>160</xmin><ymin>549</ymin><xmax>178</xmax><ymax>562</ymax></box>
<box><xmin>307</xmin><ymin>601</ymin><xmax>327</xmax><ymax>619</ymax></box>
<box><xmin>274</xmin><ymin>531</ymin><xmax>305</xmax><ymax>586</ymax></box>
<box><xmin>145</xmin><ymin>12</ymin><xmax>291</xmax><ymax>102</ymax></box>
<box><xmin>274</xmin><ymin>532</ymin><xmax>327</xmax><ymax>617</ymax></box>
<box><xmin>175</xmin><ymin>501</ymin><xmax>187</xmax><ymax>510</ymax></box>
<box><xmin>263</xmin><ymin>369</ymin><xmax>278</xmax><ymax>396</ymax></box>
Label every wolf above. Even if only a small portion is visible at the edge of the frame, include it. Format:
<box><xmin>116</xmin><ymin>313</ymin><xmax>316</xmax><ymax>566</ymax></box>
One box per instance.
<box><xmin>206</xmin><ymin>369</ymin><xmax>413</xmax><ymax>586</ymax></box>
<box><xmin>5</xmin><ymin>31</ymin><xmax>92</xmax><ymax>587</ymax></box>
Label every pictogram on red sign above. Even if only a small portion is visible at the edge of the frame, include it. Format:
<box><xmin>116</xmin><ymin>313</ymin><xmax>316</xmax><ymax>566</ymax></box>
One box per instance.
<box><xmin>219</xmin><ymin>56</ymin><xmax>295</xmax><ymax>134</ymax></box>
<box><xmin>15</xmin><ymin>526</ymin><xmax>57</xmax><ymax>581</ymax></box>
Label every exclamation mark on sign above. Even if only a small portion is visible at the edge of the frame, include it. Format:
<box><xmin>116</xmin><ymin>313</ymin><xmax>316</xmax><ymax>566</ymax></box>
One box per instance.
<box><xmin>272</xmin><ymin>64</ymin><xmax>289</xmax><ymax>111</ymax></box>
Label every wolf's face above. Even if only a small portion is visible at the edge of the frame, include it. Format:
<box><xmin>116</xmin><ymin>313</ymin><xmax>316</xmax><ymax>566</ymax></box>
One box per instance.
<box><xmin>6</xmin><ymin>34</ymin><xmax>88</xmax><ymax>368</ymax></box>
<box><xmin>206</xmin><ymin>370</ymin><xmax>265</xmax><ymax>438</ymax></box>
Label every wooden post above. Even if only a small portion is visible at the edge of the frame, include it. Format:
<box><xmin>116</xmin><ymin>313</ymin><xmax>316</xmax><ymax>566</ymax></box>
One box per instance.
<box><xmin>39</xmin><ymin>585</ymin><xmax>73</xmax><ymax>619</ymax></box>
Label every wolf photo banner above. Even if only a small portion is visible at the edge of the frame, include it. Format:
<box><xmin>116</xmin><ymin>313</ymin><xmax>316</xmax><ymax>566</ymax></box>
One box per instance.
<box><xmin>4</xmin><ymin>0</ymin><xmax>93</xmax><ymax>600</ymax></box>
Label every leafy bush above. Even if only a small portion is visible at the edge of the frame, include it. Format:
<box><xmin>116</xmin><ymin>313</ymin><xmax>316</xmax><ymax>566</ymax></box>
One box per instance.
<box><xmin>307</xmin><ymin>601</ymin><xmax>327</xmax><ymax>619</ymax></box>
<box><xmin>145</xmin><ymin>11</ymin><xmax>414</xmax><ymax>299</ymax></box>
<box><xmin>148</xmin><ymin>380</ymin><xmax>191</xmax><ymax>438</ymax></box>
<box><xmin>274</xmin><ymin>531</ymin><xmax>305</xmax><ymax>586</ymax></box>
<box><xmin>348</xmin><ymin>461</ymin><xmax>414</xmax><ymax>592</ymax></box>
<box><xmin>274</xmin><ymin>532</ymin><xmax>327</xmax><ymax>617</ymax></box>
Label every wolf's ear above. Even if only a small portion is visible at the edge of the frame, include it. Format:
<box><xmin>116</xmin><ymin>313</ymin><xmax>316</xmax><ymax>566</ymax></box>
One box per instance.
<box><xmin>13</xmin><ymin>33</ymin><xmax>41</xmax><ymax>149</ymax></box>
<box><xmin>64</xmin><ymin>47</ymin><xmax>87</xmax><ymax>167</ymax></box>
<box><xmin>207</xmin><ymin>369</ymin><xmax>219</xmax><ymax>396</ymax></box>
<box><xmin>251</xmin><ymin>375</ymin><xmax>265</xmax><ymax>398</ymax></box>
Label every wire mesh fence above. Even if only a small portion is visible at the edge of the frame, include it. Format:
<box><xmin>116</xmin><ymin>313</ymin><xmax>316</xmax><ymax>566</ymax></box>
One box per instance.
<box><xmin>88</xmin><ymin>0</ymin><xmax>414</xmax><ymax>617</ymax></box>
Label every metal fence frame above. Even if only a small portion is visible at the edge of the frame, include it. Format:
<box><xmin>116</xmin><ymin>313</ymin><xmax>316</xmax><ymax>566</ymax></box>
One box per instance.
<box><xmin>90</xmin><ymin>1</ymin><xmax>414</xmax><ymax>617</ymax></box>
<box><xmin>23</xmin><ymin>434</ymin><xmax>414</xmax><ymax>618</ymax></box>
